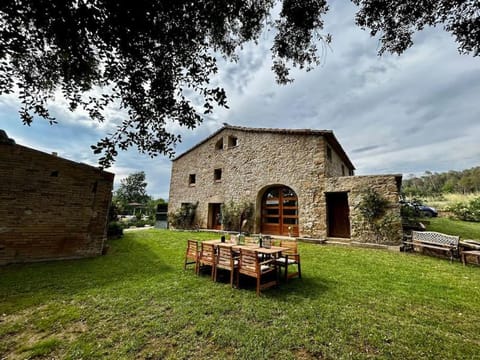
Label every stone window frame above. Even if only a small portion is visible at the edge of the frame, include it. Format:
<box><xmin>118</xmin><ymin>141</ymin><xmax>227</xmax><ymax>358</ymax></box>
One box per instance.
<box><xmin>189</xmin><ymin>173</ymin><xmax>196</xmax><ymax>186</ymax></box>
<box><xmin>227</xmin><ymin>135</ymin><xmax>238</xmax><ymax>148</ymax></box>
<box><xmin>214</xmin><ymin>168</ymin><xmax>222</xmax><ymax>182</ymax></box>
<box><xmin>215</xmin><ymin>138</ymin><xmax>224</xmax><ymax>150</ymax></box>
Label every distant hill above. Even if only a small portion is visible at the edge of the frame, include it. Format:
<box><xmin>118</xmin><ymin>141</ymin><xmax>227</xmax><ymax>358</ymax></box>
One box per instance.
<box><xmin>402</xmin><ymin>167</ymin><xmax>480</xmax><ymax>197</ymax></box>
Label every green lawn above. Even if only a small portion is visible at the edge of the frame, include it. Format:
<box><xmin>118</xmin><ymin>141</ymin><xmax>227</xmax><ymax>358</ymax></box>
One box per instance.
<box><xmin>426</xmin><ymin>217</ymin><xmax>480</xmax><ymax>240</ymax></box>
<box><xmin>1</xmin><ymin>230</ymin><xmax>480</xmax><ymax>359</ymax></box>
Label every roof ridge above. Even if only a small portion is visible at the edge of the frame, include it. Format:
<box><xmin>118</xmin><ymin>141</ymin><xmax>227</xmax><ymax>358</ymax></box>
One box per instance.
<box><xmin>222</xmin><ymin>124</ymin><xmax>333</xmax><ymax>134</ymax></box>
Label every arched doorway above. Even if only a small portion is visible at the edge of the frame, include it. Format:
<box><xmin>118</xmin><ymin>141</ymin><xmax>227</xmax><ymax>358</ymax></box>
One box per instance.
<box><xmin>261</xmin><ymin>186</ymin><xmax>299</xmax><ymax>236</ymax></box>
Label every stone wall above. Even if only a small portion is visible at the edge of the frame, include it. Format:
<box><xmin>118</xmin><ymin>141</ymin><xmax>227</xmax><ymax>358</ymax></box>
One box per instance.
<box><xmin>324</xmin><ymin>175</ymin><xmax>403</xmax><ymax>244</ymax></box>
<box><xmin>169</xmin><ymin>127</ymin><xmax>352</xmax><ymax>236</ymax></box>
<box><xmin>325</xmin><ymin>142</ymin><xmax>353</xmax><ymax>177</ymax></box>
<box><xmin>0</xmin><ymin>140</ymin><xmax>114</xmax><ymax>265</ymax></box>
<box><xmin>169</xmin><ymin>126</ymin><xmax>403</xmax><ymax>244</ymax></box>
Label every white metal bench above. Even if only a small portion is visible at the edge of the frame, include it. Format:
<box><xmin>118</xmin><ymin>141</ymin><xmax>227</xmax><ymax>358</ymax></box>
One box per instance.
<box><xmin>404</xmin><ymin>231</ymin><xmax>459</xmax><ymax>261</ymax></box>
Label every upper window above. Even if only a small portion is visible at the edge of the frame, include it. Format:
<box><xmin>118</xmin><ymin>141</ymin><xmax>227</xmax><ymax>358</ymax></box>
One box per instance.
<box><xmin>227</xmin><ymin>136</ymin><xmax>238</xmax><ymax>148</ymax></box>
<box><xmin>326</xmin><ymin>146</ymin><xmax>332</xmax><ymax>161</ymax></box>
<box><xmin>341</xmin><ymin>165</ymin><xmax>345</xmax><ymax>176</ymax></box>
<box><xmin>214</xmin><ymin>168</ymin><xmax>222</xmax><ymax>182</ymax></box>
<box><xmin>189</xmin><ymin>174</ymin><xmax>196</xmax><ymax>185</ymax></box>
<box><xmin>215</xmin><ymin>138</ymin><xmax>224</xmax><ymax>150</ymax></box>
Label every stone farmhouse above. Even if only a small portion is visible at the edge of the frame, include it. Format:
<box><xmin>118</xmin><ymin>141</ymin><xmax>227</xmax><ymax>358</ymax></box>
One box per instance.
<box><xmin>0</xmin><ymin>130</ymin><xmax>114</xmax><ymax>265</ymax></box>
<box><xmin>169</xmin><ymin>125</ymin><xmax>403</xmax><ymax>245</ymax></box>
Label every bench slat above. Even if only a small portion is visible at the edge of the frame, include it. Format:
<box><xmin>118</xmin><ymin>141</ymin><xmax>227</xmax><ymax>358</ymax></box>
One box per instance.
<box><xmin>406</xmin><ymin>231</ymin><xmax>460</xmax><ymax>261</ymax></box>
<box><xmin>412</xmin><ymin>231</ymin><xmax>459</xmax><ymax>247</ymax></box>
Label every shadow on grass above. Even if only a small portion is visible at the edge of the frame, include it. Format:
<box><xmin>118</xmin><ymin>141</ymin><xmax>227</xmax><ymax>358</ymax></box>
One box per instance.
<box><xmin>0</xmin><ymin>236</ymin><xmax>173</xmax><ymax>312</ymax></box>
<box><xmin>205</xmin><ymin>267</ymin><xmax>332</xmax><ymax>300</ymax></box>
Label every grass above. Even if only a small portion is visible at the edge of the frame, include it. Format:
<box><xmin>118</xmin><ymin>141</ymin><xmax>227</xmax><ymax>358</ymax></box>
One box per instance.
<box><xmin>423</xmin><ymin>193</ymin><xmax>480</xmax><ymax>211</ymax></box>
<box><xmin>426</xmin><ymin>217</ymin><xmax>480</xmax><ymax>240</ymax></box>
<box><xmin>1</xmin><ymin>229</ymin><xmax>480</xmax><ymax>359</ymax></box>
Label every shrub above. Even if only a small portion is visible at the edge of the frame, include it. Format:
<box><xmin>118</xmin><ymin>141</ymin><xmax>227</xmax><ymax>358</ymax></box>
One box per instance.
<box><xmin>107</xmin><ymin>221</ymin><xmax>123</xmax><ymax>239</ymax></box>
<box><xmin>221</xmin><ymin>201</ymin><xmax>254</xmax><ymax>233</ymax></box>
<box><xmin>447</xmin><ymin>197</ymin><xmax>480</xmax><ymax>222</ymax></box>
<box><xmin>169</xmin><ymin>202</ymin><xmax>198</xmax><ymax>229</ymax></box>
<box><xmin>358</xmin><ymin>188</ymin><xmax>389</xmax><ymax>223</ymax></box>
<box><xmin>357</xmin><ymin>188</ymin><xmax>400</xmax><ymax>243</ymax></box>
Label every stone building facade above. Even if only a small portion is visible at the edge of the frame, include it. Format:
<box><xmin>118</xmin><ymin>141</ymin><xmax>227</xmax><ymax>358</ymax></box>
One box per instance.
<box><xmin>0</xmin><ymin>130</ymin><xmax>114</xmax><ymax>265</ymax></box>
<box><xmin>169</xmin><ymin>125</ymin><xmax>402</xmax><ymax>244</ymax></box>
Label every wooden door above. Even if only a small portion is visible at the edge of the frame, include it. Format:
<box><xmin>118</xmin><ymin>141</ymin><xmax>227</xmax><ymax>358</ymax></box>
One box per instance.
<box><xmin>210</xmin><ymin>203</ymin><xmax>222</xmax><ymax>230</ymax></box>
<box><xmin>261</xmin><ymin>186</ymin><xmax>299</xmax><ymax>236</ymax></box>
<box><xmin>326</xmin><ymin>192</ymin><xmax>350</xmax><ymax>238</ymax></box>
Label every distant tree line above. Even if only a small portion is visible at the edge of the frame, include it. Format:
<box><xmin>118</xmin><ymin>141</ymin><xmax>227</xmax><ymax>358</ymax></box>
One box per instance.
<box><xmin>402</xmin><ymin>167</ymin><xmax>480</xmax><ymax>197</ymax></box>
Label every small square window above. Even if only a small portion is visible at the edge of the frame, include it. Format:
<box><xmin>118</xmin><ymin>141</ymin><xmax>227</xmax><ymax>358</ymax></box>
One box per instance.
<box><xmin>326</xmin><ymin>146</ymin><xmax>332</xmax><ymax>161</ymax></box>
<box><xmin>214</xmin><ymin>168</ymin><xmax>222</xmax><ymax>181</ymax></box>
<box><xmin>228</xmin><ymin>136</ymin><xmax>238</xmax><ymax>148</ymax></box>
<box><xmin>189</xmin><ymin>174</ymin><xmax>196</xmax><ymax>185</ymax></box>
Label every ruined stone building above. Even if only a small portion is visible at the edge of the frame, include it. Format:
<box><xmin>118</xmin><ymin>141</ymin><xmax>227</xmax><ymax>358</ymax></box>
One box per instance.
<box><xmin>0</xmin><ymin>130</ymin><xmax>114</xmax><ymax>265</ymax></box>
<box><xmin>168</xmin><ymin>125</ymin><xmax>403</xmax><ymax>244</ymax></box>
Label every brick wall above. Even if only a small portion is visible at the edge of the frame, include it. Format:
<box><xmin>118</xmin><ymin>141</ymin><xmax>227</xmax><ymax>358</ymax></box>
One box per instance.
<box><xmin>0</xmin><ymin>139</ymin><xmax>114</xmax><ymax>265</ymax></box>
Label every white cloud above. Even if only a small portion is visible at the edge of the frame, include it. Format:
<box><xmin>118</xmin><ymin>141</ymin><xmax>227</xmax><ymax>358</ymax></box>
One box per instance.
<box><xmin>1</xmin><ymin>2</ymin><xmax>479</xmax><ymax>199</ymax></box>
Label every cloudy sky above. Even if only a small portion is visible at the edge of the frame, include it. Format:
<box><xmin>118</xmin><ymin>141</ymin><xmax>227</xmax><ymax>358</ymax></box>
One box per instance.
<box><xmin>1</xmin><ymin>2</ymin><xmax>479</xmax><ymax>200</ymax></box>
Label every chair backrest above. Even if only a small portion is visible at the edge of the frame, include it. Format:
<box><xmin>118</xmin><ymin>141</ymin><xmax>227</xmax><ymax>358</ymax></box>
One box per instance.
<box><xmin>200</xmin><ymin>243</ymin><xmax>216</xmax><ymax>261</ymax></box>
<box><xmin>186</xmin><ymin>240</ymin><xmax>199</xmax><ymax>258</ymax></box>
<box><xmin>217</xmin><ymin>245</ymin><xmax>234</xmax><ymax>268</ymax></box>
<box><xmin>244</xmin><ymin>236</ymin><xmax>257</xmax><ymax>245</ymax></box>
<box><xmin>239</xmin><ymin>248</ymin><xmax>259</xmax><ymax>276</ymax></box>
<box><xmin>280</xmin><ymin>240</ymin><xmax>298</xmax><ymax>255</ymax></box>
<box><xmin>262</xmin><ymin>236</ymin><xmax>272</xmax><ymax>248</ymax></box>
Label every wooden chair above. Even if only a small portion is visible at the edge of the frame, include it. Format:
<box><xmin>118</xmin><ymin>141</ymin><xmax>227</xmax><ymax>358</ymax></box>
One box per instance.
<box><xmin>198</xmin><ymin>242</ymin><xmax>216</xmax><ymax>279</ymax></box>
<box><xmin>276</xmin><ymin>240</ymin><xmax>301</xmax><ymax>282</ymax></box>
<box><xmin>237</xmin><ymin>248</ymin><xmax>278</xmax><ymax>296</ymax></box>
<box><xmin>261</xmin><ymin>235</ymin><xmax>272</xmax><ymax>248</ymax></box>
<box><xmin>184</xmin><ymin>240</ymin><xmax>199</xmax><ymax>273</ymax></box>
<box><xmin>214</xmin><ymin>244</ymin><xmax>239</xmax><ymax>287</ymax></box>
<box><xmin>244</xmin><ymin>236</ymin><xmax>257</xmax><ymax>245</ymax></box>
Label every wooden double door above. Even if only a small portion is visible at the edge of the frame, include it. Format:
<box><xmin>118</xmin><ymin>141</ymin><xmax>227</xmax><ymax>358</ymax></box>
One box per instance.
<box><xmin>261</xmin><ymin>186</ymin><xmax>299</xmax><ymax>236</ymax></box>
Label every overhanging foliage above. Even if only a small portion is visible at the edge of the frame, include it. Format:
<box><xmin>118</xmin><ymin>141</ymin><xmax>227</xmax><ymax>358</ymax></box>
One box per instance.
<box><xmin>1</xmin><ymin>1</ymin><xmax>478</xmax><ymax>166</ymax></box>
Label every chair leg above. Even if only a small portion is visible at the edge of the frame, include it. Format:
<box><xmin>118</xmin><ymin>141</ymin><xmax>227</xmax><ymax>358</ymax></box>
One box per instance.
<box><xmin>230</xmin><ymin>269</ymin><xmax>235</xmax><ymax>288</ymax></box>
<box><xmin>214</xmin><ymin>266</ymin><xmax>218</xmax><ymax>282</ymax></box>
<box><xmin>298</xmin><ymin>262</ymin><xmax>301</xmax><ymax>279</ymax></box>
<box><xmin>275</xmin><ymin>265</ymin><xmax>280</xmax><ymax>286</ymax></box>
<box><xmin>284</xmin><ymin>263</ymin><xmax>289</xmax><ymax>283</ymax></box>
<box><xmin>256</xmin><ymin>276</ymin><xmax>261</xmax><ymax>297</ymax></box>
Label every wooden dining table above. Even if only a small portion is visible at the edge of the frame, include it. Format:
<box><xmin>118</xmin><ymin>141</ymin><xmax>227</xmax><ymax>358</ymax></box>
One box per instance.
<box><xmin>202</xmin><ymin>239</ymin><xmax>289</xmax><ymax>258</ymax></box>
<box><xmin>202</xmin><ymin>240</ymin><xmax>290</xmax><ymax>289</ymax></box>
